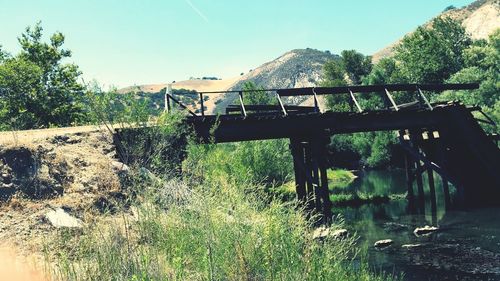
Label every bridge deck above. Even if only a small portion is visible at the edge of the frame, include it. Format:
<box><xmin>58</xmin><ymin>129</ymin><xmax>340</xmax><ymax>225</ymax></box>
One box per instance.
<box><xmin>188</xmin><ymin>102</ymin><xmax>454</xmax><ymax>143</ymax></box>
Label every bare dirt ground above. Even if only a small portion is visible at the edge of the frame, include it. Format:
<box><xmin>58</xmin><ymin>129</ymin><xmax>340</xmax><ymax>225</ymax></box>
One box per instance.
<box><xmin>0</xmin><ymin>126</ymin><xmax>128</xmax><ymax>279</ymax></box>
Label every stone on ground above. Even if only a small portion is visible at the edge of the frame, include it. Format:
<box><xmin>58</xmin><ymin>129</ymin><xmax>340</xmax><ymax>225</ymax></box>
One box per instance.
<box><xmin>44</xmin><ymin>208</ymin><xmax>82</xmax><ymax>228</ymax></box>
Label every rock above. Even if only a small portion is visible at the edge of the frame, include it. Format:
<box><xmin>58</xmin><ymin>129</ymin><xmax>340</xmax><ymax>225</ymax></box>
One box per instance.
<box><xmin>414</xmin><ymin>225</ymin><xmax>439</xmax><ymax>236</ymax></box>
<box><xmin>111</xmin><ymin>161</ymin><xmax>129</xmax><ymax>173</ymax></box>
<box><xmin>312</xmin><ymin>226</ymin><xmax>348</xmax><ymax>240</ymax></box>
<box><xmin>374</xmin><ymin>239</ymin><xmax>393</xmax><ymax>248</ymax></box>
<box><xmin>44</xmin><ymin>208</ymin><xmax>82</xmax><ymax>228</ymax></box>
<box><xmin>402</xmin><ymin>243</ymin><xmax>422</xmax><ymax>249</ymax></box>
<box><xmin>331</xmin><ymin>229</ymin><xmax>348</xmax><ymax>240</ymax></box>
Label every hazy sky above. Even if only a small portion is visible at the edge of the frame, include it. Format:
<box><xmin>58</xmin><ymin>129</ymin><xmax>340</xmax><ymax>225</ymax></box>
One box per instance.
<box><xmin>1</xmin><ymin>0</ymin><xmax>475</xmax><ymax>88</ymax></box>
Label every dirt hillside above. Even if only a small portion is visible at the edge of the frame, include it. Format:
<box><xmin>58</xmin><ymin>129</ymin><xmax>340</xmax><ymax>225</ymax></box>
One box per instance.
<box><xmin>0</xmin><ymin>127</ymin><xmax>129</xmax><ymax>258</ymax></box>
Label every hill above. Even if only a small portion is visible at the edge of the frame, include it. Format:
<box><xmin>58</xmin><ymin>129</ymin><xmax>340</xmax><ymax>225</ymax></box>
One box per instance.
<box><xmin>372</xmin><ymin>0</ymin><xmax>500</xmax><ymax>62</ymax></box>
<box><xmin>118</xmin><ymin>76</ymin><xmax>241</xmax><ymax>94</ymax></box>
<box><xmin>231</xmin><ymin>48</ymin><xmax>338</xmax><ymax>90</ymax></box>
<box><xmin>119</xmin><ymin>48</ymin><xmax>339</xmax><ymax>114</ymax></box>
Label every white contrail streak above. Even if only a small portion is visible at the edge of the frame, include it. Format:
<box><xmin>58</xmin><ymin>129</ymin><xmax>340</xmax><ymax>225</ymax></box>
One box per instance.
<box><xmin>184</xmin><ymin>0</ymin><xmax>209</xmax><ymax>23</ymax></box>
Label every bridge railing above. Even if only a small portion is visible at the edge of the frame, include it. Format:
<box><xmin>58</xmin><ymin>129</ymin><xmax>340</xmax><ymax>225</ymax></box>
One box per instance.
<box><xmin>165</xmin><ymin>83</ymin><xmax>479</xmax><ymax>117</ymax></box>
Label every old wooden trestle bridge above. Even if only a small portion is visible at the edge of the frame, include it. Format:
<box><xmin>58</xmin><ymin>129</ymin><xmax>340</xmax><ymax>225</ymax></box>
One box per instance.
<box><xmin>131</xmin><ymin>83</ymin><xmax>500</xmax><ymax>219</ymax></box>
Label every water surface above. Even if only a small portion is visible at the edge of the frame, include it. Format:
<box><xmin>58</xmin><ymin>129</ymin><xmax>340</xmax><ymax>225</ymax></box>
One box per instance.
<box><xmin>336</xmin><ymin>170</ymin><xmax>500</xmax><ymax>281</ymax></box>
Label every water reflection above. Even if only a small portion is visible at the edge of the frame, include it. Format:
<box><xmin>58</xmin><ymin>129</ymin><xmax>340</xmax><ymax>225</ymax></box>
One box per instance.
<box><xmin>334</xmin><ymin>170</ymin><xmax>500</xmax><ymax>281</ymax></box>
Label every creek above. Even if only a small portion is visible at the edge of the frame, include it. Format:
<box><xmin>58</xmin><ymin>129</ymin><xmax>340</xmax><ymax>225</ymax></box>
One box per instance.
<box><xmin>335</xmin><ymin>170</ymin><xmax>500</xmax><ymax>281</ymax></box>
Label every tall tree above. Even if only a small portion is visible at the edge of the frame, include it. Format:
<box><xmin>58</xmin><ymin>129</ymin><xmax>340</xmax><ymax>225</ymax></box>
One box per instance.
<box><xmin>394</xmin><ymin>17</ymin><xmax>471</xmax><ymax>83</ymax></box>
<box><xmin>0</xmin><ymin>22</ymin><xmax>89</xmax><ymax>129</ymax></box>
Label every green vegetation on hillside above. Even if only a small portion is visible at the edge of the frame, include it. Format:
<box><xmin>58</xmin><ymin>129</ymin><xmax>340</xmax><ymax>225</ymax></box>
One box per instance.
<box><xmin>322</xmin><ymin>18</ymin><xmax>499</xmax><ymax>168</ymax></box>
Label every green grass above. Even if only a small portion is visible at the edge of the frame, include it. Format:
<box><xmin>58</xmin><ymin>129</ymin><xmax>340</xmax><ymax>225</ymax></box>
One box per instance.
<box><xmin>326</xmin><ymin>169</ymin><xmax>357</xmax><ymax>189</ymax></box>
<box><xmin>45</xmin><ymin>173</ymin><xmax>397</xmax><ymax>281</ymax></box>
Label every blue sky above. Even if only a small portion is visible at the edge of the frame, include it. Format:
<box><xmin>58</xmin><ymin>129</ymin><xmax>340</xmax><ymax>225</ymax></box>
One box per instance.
<box><xmin>0</xmin><ymin>0</ymin><xmax>475</xmax><ymax>88</ymax></box>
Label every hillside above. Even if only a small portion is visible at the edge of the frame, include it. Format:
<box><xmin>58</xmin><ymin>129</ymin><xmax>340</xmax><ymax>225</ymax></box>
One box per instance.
<box><xmin>119</xmin><ymin>48</ymin><xmax>339</xmax><ymax>113</ymax></box>
<box><xmin>118</xmin><ymin>76</ymin><xmax>241</xmax><ymax>94</ymax></box>
<box><xmin>231</xmin><ymin>48</ymin><xmax>338</xmax><ymax>90</ymax></box>
<box><xmin>372</xmin><ymin>0</ymin><xmax>500</xmax><ymax>62</ymax></box>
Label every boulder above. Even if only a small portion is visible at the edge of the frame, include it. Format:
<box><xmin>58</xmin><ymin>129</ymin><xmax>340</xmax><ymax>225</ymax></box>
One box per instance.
<box><xmin>414</xmin><ymin>225</ymin><xmax>439</xmax><ymax>236</ymax></box>
<box><xmin>44</xmin><ymin>208</ymin><xmax>82</xmax><ymax>228</ymax></box>
<box><xmin>111</xmin><ymin>161</ymin><xmax>129</xmax><ymax>173</ymax></box>
<box><xmin>374</xmin><ymin>239</ymin><xmax>393</xmax><ymax>248</ymax></box>
<box><xmin>312</xmin><ymin>226</ymin><xmax>348</xmax><ymax>240</ymax></box>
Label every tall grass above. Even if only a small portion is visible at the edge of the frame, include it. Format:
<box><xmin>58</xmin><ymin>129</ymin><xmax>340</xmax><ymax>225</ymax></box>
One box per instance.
<box><xmin>43</xmin><ymin>107</ymin><xmax>396</xmax><ymax>280</ymax></box>
<box><xmin>47</xmin><ymin>171</ymin><xmax>394</xmax><ymax>280</ymax></box>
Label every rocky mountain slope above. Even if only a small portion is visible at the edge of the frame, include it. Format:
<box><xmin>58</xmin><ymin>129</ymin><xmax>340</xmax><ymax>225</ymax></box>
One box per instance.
<box><xmin>373</xmin><ymin>0</ymin><xmax>500</xmax><ymax>62</ymax></box>
<box><xmin>230</xmin><ymin>48</ymin><xmax>338</xmax><ymax>90</ymax></box>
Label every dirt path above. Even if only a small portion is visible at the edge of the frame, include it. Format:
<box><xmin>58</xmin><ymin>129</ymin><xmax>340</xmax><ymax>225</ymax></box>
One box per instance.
<box><xmin>0</xmin><ymin>125</ymin><xmax>110</xmax><ymax>146</ymax></box>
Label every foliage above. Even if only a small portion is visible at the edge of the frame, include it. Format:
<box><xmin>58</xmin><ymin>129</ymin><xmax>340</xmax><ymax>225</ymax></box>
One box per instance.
<box><xmin>0</xmin><ymin>22</ymin><xmax>89</xmax><ymax>130</ymax></box>
<box><xmin>86</xmin><ymin>82</ymin><xmax>152</xmax><ymax>127</ymax></box>
<box><xmin>438</xmin><ymin>29</ymin><xmax>500</xmax><ymax>133</ymax></box>
<box><xmin>394</xmin><ymin>17</ymin><xmax>471</xmax><ymax>83</ymax></box>
<box><xmin>341</xmin><ymin>50</ymin><xmax>372</xmax><ymax>85</ymax></box>
<box><xmin>443</xmin><ymin>5</ymin><xmax>456</xmax><ymax>12</ymax></box>
<box><xmin>183</xmin><ymin>139</ymin><xmax>293</xmax><ymax>188</ymax></box>
<box><xmin>242</xmin><ymin>81</ymin><xmax>274</xmax><ymax>105</ymax></box>
<box><xmin>321</xmin><ymin>19</ymin><xmax>497</xmax><ymax>169</ymax></box>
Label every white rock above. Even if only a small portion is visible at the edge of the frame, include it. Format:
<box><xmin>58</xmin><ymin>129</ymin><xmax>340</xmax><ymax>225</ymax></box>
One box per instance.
<box><xmin>111</xmin><ymin>161</ymin><xmax>129</xmax><ymax>172</ymax></box>
<box><xmin>374</xmin><ymin>239</ymin><xmax>393</xmax><ymax>248</ymax></box>
<box><xmin>312</xmin><ymin>227</ymin><xmax>348</xmax><ymax>240</ymax></box>
<box><xmin>45</xmin><ymin>208</ymin><xmax>82</xmax><ymax>228</ymax></box>
<box><xmin>414</xmin><ymin>225</ymin><xmax>439</xmax><ymax>236</ymax></box>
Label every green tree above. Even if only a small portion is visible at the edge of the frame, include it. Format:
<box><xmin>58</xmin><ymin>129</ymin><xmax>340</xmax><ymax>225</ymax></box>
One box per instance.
<box><xmin>242</xmin><ymin>81</ymin><xmax>274</xmax><ymax>105</ymax></box>
<box><xmin>341</xmin><ymin>50</ymin><xmax>372</xmax><ymax>85</ymax></box>
<box><xmin>0</xmin><ymin>22</ymin><xmax>89</xmax><ymax>129</ymax></box>
<box><xmin>439</xmin><ymin>29</ymin><xmax>500</xmax><ymax>133</ymax></box>
<box><xmin>394</xmin><ymin>17</ymin><xmax>472</xmax><ymax>83</ymax></box>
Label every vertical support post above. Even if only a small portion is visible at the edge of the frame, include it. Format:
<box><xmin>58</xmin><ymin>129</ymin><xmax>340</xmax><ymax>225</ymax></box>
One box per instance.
<box><xmin>199</xmin><ymin>92</ymin><xmax>205</xmax><ymax>116</ymax></box>
<box><xmin>312</xmin><ymin>88</ymin><xmax>320</xmax><ymax>113</ymax></box>
<box><xmin>304</xmin><ymin>142</ymin><xmax>314</xmax><ymax>210</ymax></box>
<box><xmin>424</xmin><ymin>130</ymin><xmax>438</xmax><ymax>214</ymax></box>
<box><xmin>311</xmin><ymin>151</ymin><xmax>322</xmax><ymax>212</ymax></box>
<box><xmin>290</xmin><ymin>138</ymin><xmax>306</xmax><ymax>202</ymax></box>
<box><xmin>238</xmin><ymin>91</ymin><xmax>247</xmax><ymax>117</ymax></box>
<box><xmin>405</xmin><ymin>153</ymin><xmax>415</xmax><ymax>201</ymax></box>
<box><xmin>415</xmin><ymin>159</ymin><xmax>425</xmax><ymax>213</ymax></box>
<box><xmin>166</xmin><ymin>95</ymin><xmax>171</xmax><ymax>113</ymax></box>
<box><xmin>417</xmin><ymin>87</ymin><xmax>433</xmax><ymax>111</ymax></box>
<box><xmin>165</xmin><ymin>83</ymin><xmax>172</xmax><ymax>112</ymax></box>
<box><xmin>276</xmin><ymin>92</ymin><xmax>288</xmax><ymax>116</ymax></box>
<box><xmin>318</xmin><ymin>136</ymin><xmax>333</xmax><ymax>222</ymax></box>
<box><xmin>384</xmin><ymin>88</ymin><xmax>399</xmax><ymax>111</ymax></box>
<box><xmin>349</xmin><ymin>90</ymin><xmax>363</xmax><ymax>113</ymax></box>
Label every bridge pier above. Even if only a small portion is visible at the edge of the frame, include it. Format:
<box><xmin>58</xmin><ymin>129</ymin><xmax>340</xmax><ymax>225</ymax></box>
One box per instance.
<box><xmin>290</xmin><ymin>136</ymin><xmax>332</xmax><ymax>222</ymax></box>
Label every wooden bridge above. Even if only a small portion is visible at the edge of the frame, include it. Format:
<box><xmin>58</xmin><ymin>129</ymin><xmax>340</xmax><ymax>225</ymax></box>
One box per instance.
<box><xmin>122</xmin><ymin>83</ymin><xmax>500</xmax><ymax>219</ymax></box>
